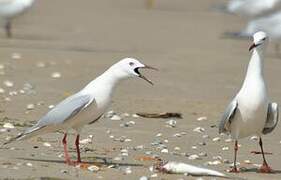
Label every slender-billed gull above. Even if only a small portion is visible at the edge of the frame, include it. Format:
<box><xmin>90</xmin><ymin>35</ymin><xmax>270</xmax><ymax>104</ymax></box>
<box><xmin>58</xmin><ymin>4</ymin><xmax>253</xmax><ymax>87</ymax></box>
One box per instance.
<box><xmin>4</xmin><ymin>58</ymin><xmax>157</xmax><ymax>165</ymax></box>
<box><xmin>219</xmin><ymin>31</ymin><xmax>279</xmax><ymax>173</ymax></box>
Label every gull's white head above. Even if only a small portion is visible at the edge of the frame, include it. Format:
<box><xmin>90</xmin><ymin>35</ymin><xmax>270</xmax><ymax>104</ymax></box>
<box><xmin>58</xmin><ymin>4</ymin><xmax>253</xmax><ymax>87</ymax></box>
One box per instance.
<box><xmin>111</xmin><ymin>58</ymin><xmax>157</xmax><ymax>85</ymax></box>
<box><xmin>249</xmin><ymin>31</ymin><xmax>268</xmax><ymax>51</ymax></box>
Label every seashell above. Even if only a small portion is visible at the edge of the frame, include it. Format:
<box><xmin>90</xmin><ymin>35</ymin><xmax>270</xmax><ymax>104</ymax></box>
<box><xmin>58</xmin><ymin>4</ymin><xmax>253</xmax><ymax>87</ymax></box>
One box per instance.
<box><xmin>132</xmin><ymin>114</ymin><xmax>140</xmax><ymax>118</ymax></box>
<box><xmin>79</xmin><ymin>138</ymin><xmax>92</xmax><ymax>144</ymax></box>
<box><xmin>212</xmin><ymin>137</ymin><xmax>220</xmax><ymax>142</ymax></box>
<box><xmin>193</xmin><ymin>127</ymin><xmax>205</xmax><ymax>133</ymax></box>
<box><xmin>124</xmin><ymin>167</ymin><xmax>132</xmax><ymax>174</ymax></box>
<box><xmin>36</xmin><ymin>62</ymin><xmax>46</xmax><ymax>68</ymax></box>
<box><xmin>197</xmin><ymin>116</ymin><xmax>207</xmax><ymax>121</ymax></box>
<box><xmin>26</xmin><ymin>104</ymin><xmax>35</xmax><ymax>110</ymax></box>
<box><xmin>139</xmin><ymin>176</ymin><xmax>149</xmax><ymax>180</ymax></box>
<box><xmin>250</xmin><ymin>136</ymin><xmax>258</xmax><ymax>141</ymax></box>
<box><xmin>26</xmin><ymin>162</ymin><xmax>33</xmax><ymax>167</ymax></box>
<box><xmin>225</xmin><ymin>138</ymin><xmax>232</xmax><ymax>143</ymax></box>
<box><xmin>4</xmin><ymin>80</ymin><xmax>13</xmax><ymax>87</ymax></box>
<box><xmin>155</xmin><ymin>133</ymin><xmax>162</xmax><ymax>137</ymax></box>
<box><xmin>51</xmin><ymin>72</ymin><xmax>61</xmax><ymax>79</ymax></box>
<box><xmin>0</xmin><ymin>88</ymin><xmax>5</xmax><ymax>93</ymax></box>
<box><xmin>222</xmin><ymin>146</ymin><xmax>229</xmax><ymax>151</ymax></box>
<box><xmin>110</xmin><ymin>115</ymin><xmax>122</xmax><ymax>121</ymax></box>
<box><xmin>207</xmin><ymin>160</ymin><xmax>221</xmax><ymax>165</ymax></box>
<box><xmin>3</xmin><ymin>123</ymin><xmax>14</xmax><ymax>129</ymax></box>
<box><xmin>244</xmin><ymin>160</ymin><xmax>251</xmax><ymax>164</ymax></box>
<box><xmin>166</xmin><ymin>119</ymin><xmax>176</xmax><ymax>128</ymax></box>
<box><xmin>188</xmin><ymin>154</ymin><xmax>200</xmax><ymax>160</ymax></box>
<box><xmin>11</xmin><ymin>53</ymin><xmax>21</xmax><ymax>60</ymax></box>
<box><xmin>43</xmin><ymin>142</ymin><xmax>51</xmax><ymax>147</ymax></box>
<box><xmin>88</xmin><ymin>165</ymin><xmax>100</xmax><ymax>172</ymax></box>
<box><xmin>48</xmin><ymin>105</ymin><xmax>55</xmax><ymax>109</ymax></box>
<box><xmin>161</xmin><ymin>149</ymin><xmax>169</xmax><ymax>153</ymax></box>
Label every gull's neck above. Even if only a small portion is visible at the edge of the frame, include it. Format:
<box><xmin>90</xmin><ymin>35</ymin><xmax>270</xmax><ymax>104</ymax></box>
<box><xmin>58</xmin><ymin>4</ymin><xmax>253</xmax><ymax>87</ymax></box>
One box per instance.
<box><xmin>242</xmin><ymin>45</ymin><xmax>265</xmax><ymax>87</ymax></box>
<box><xmin>82</xmin><ymin>65</ymin><xmax>126</xmax><ymax>96</ymax></box>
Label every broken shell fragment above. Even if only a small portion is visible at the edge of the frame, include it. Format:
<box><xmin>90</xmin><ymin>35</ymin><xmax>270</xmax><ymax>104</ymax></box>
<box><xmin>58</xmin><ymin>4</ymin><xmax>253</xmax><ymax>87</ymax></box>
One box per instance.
<box><xmin>3</xmin><ymin>123</ymin><xmax>15</xmax><ymax>129</ymax></box>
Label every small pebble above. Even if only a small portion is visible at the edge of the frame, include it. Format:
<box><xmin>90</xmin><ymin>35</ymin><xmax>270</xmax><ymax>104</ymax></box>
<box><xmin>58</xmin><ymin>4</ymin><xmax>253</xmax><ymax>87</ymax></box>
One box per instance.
<box><xmin>191</xmin><ymin>146</ymin><xmax>197</xmax><ymax>149</ymax></box>
<box><xmin>212</xmin><ymin>137</ymin><xmax>220</xmax><ymax>142</ymax></box>
<box><xmin>244</xmin><ymin>160</ymin><xmax>251</xmax><ymax>164</ymax></box>
<box><xmin>193</xmin><ymin>127</ymin><xmax>205</xmax><ymax>133</ymax></box>
<box><xmin>87</xmin><ymin>165</ymin><xmax>100</xmax><ymax>172</ymax></box>
<box><xmin>124</xmin><ymin>167</ymin><xmax>132</xmax><ymax>174</ymax></box>
<box><xmin>132</xmin><ymin>114</ymin><xmax>140</xmax><ymax>118</ymax></box>
<box><xmin>207</xmin><ymin>160</ymin><xmax>221</xmax><ymax>166</ymax></box>
<box><xmin>155</xmin><ymin>133</ymin><xmax>162</xmax><ymax>137</ymax></box>
<box><xmin>165</xmin><ymin>119</ymin><xmax>176</xmax><ymax>128</ymax></box>
<box><xmin>0</xmin><ymin>88</ymin><xmax>5</xmax><ymax>93</ymax></box>
<box><xmin>3</xmin><ymin>123</ymin><xmax>14</xmax><ymax>129</ymax></box>
<box><xmin>43</xmin><ymin>142</ymin><xmax>51</xmax><ymax>147</ymax></box>
<box><xmin>250</xmin><ymin>136</ymin><xmax>258</xmax><ymax>141</ymax></box>
<box><xmin>161</xmin><ymin>149</ymin><xmax>169</xmax><ymax>153</ymax></box>
<box><xmin>3</xmin><ymin>80</ymin><xmax>13</xmax><ymax>87</ymax></box>
<box><xmin>36</xmin><ymin>62</ymin><xmax>46</xmax><ymax>68</ymax></box>
<box><xmin>26</xmin><ymin>162</ymin><xmax>32</xmax><ymax>167</ymax></box>
<box><xmin>26</xmin><ymin>104</ymin><xmax>35</xmax><ymax>110</ymax></box>
<box><xmin>225</xmin><ymin>138</ymin><xmax>232</xmax><ymax>143</ymax></box>
<box><xmin>110</xmin><ymin>115</ymin><xmax>122</xmax><ymax>121</ymax></box>
<box><xmin>139</xmin><ymin>176</ymin><xmax>149</xmax><ymax>180</ymax></box>
<box><xmin>188</xmin><ymin>154</ymin><xmax>200</xmax><ymax>160</ymax></box>
<box><xmin>150</xmin><ymin>174</ymin><xmax>158</xmax><ymax>178</ymax></box>
<box><xmin>11</xmin><ymin>53</ymin><xmax>21</xmax><ymax>60</ymax></box>
<box><xmin>48</xmin><ymin>105</ymin><xmax>55</xmax><ymax>109</ymax></box>
<box><xmin>197</xmin><ymin>116</ymin><xmax>207</xmax><ymax>121</ymax></box>
<box><xmin>51</xmin><ymin>72</ymin><xmax>61</xmax><ymax>79</ymax></box>
<box><xmin>222</xmin><ymin>146</ymin><xmax>229</xmax><ymax>151</ymax></box>
<box><xmin>80</xmin><ymin>138</ymin><xmax>92</xmax><ymax>144</ymax></box>
<box><xmin>198</xmin><ymin>152</ymin><xmax>207</xmax><ymax>157</ymax></box>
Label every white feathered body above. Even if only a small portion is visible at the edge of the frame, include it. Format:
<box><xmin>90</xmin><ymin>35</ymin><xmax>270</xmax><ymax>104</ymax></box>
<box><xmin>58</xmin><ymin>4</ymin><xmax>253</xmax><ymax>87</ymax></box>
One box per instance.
<box><xmin>0</xmin><ymin>0</ymin><xmax>34</xmax><ymax>19</ymax></box>
<box><xmin>230</xmin><ymin>49</ymin><xmax>268</xmax><ymax>139</ymax></box>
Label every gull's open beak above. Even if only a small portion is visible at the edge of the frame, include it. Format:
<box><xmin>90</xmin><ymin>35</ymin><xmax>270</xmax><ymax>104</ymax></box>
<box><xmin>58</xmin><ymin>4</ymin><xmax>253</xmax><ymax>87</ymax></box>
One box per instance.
<box><xmin>134</xmin><ymin>64</ymin><xmax>158</xmax><ymax>85</ymax></box>
<box><xmin>249</xmin><ymin>43</ymin><xmax>260</xmax><ymax>51</ymax></box>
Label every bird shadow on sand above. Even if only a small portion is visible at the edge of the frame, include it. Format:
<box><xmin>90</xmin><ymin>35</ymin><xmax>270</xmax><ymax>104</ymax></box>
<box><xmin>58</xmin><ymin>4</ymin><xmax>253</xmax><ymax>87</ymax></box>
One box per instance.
<box><xmin>17</xmin><ymin>157</ymin><xmax>143</xmax><ymax>167</ymax></box>
<box><xmin>239</xmin><ymin>167</ymin><xmax>281</xmax><ymax>174</ymax></box>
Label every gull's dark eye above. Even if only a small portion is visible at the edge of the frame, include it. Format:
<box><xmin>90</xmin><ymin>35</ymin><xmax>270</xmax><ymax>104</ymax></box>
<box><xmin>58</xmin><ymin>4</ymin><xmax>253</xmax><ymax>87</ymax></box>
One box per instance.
<box><xmin>129</xmin><ymin>62</ymin><xmax>134</xmax><ymax>66</ymax></box>
<box><xmin>262</xmin><ymin>37</ymin><xmax>266</xmax><ymax>41</ymax></box>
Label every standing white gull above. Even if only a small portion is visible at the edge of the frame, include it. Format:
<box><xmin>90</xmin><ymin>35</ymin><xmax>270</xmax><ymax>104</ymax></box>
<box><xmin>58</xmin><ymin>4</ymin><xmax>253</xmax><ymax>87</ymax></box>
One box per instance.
<box><xmin>4</xmin><ymin>58</ymin><xmax>157</xmax><ymax>165</ymax></box>
<box><xmin>219</xmin><ymin>31</ymin><xmax>279</xmax><ymax>173</ymax></box>
<box><xmin>0</xmin><ymin>0</ymin><xmax>34</xmax><ymax>37</ymax></box>
<box><xmin>217</xmin><ymin>0</ymin><xmax>281</xmax><ymax>18</ymax></box>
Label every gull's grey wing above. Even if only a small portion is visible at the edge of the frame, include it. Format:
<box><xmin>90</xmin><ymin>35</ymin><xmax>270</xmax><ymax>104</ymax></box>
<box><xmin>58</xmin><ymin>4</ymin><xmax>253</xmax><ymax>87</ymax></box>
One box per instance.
<box><xmin>3</xmin><ymin>93</ymin><xmax>94</xmax><ymax>145</ymax></box>
<box><xmin>36</xmin><ymin>93</ymin><xmax>93</xmax><ymax>127</ymax></box>
<box><xmin>219</xmin><ymin>99</ymin><xmax>238</xmax><ymax>134</ymax></box>
<box><xmin>263</xmin><ymin>102</ymin><xmax>279</xmax><ymax>134</ymax></box>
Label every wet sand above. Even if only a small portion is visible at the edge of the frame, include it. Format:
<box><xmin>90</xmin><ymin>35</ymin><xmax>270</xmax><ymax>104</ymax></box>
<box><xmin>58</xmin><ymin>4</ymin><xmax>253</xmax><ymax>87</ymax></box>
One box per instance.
<box><xmin>0</xmin><ymin>0</ymin><xmax>281</xmax><ymax>179</ymax></box>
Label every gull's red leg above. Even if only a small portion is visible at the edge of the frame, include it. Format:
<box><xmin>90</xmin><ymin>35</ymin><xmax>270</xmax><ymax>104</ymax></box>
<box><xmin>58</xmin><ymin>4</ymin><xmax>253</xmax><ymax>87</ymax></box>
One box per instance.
<box><xmin>258</xmin><ymin>137</ymin><xmax>273</xmax><ymax>173</ymax></box>
<box><xmin>229</xmin><ymin>140</ymin><xmax>240</xmax><ymax>173</ymax></box>
<box><xmin>75</xmin><ymin>134</ymin><xmax>81</xmax><ymax>163</ymax></box>
<box><xmin>62</xmin><ymin>133</ymin><xmax>72</xmax><ymax>165</ymax></box>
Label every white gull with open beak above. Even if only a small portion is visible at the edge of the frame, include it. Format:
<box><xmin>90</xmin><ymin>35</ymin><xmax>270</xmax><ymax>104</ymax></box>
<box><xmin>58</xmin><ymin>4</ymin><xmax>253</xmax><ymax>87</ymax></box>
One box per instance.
<box><xmin>4</xmin><ymin>57</ymin><xmax>157</xmax><ymax>165</ymax></box>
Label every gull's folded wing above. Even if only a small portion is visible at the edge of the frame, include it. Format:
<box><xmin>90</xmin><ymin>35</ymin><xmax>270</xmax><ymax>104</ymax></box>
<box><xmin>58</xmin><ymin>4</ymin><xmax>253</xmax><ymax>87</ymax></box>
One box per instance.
<box><xmin>263</xmin><ymin>102</ymin><xmax>279</xmax><ymax>134</ymax></box>
<box><xmin>219</xmin><ymin>99</ymin><xmax>238</xmax><ymax>134</ymax></box>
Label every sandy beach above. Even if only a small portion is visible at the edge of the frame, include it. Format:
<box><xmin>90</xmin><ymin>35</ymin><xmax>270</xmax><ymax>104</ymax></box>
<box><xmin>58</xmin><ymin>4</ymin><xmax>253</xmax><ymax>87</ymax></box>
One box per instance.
<box><xmin>0</xmin><ymin>0</ymin><xmax>280</xmax><ymax>179</ymax></box>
